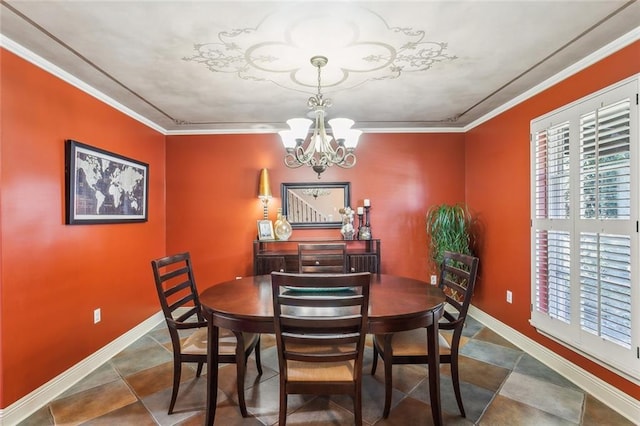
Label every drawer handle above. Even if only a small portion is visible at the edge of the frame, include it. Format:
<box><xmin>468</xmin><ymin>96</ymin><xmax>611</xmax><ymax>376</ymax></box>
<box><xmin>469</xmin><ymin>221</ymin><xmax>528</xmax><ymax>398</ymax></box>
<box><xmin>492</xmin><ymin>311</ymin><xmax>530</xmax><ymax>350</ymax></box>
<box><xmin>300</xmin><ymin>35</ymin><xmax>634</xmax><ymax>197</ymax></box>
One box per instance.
<box><xmin>314</xmin><ymin>260</ymin><xmax>320</xmax><ymax>265</ymax></box>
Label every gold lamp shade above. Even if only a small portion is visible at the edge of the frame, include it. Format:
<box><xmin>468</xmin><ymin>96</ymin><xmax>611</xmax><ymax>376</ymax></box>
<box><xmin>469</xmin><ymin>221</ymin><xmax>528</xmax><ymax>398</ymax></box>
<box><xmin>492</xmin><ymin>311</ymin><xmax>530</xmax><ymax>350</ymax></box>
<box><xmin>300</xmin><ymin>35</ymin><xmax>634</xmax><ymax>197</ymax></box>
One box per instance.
<box><xmin>258</xmin><ymin>168</ymin><xmax>272</xmax><ymax>199</ymax></box>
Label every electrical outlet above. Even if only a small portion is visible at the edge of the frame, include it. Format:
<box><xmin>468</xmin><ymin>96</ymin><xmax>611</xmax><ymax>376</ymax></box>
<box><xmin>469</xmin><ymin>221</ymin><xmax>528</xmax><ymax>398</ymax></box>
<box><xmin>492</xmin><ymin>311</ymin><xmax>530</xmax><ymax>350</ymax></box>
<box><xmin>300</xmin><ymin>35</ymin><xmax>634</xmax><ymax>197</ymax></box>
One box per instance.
<box><xmin>94</xmin><ymin>308</ymin><xmax>101</xmax><ymax>324</ymax></box>
<box><xmin>506</xmin><ymin>290</ymin><xmax>513</xmax><ymax>304</ymax></box>
<box><xmin>430</xmin><ymin>275</ymin><xmax>437</xmax><ymax>285</ymax></box>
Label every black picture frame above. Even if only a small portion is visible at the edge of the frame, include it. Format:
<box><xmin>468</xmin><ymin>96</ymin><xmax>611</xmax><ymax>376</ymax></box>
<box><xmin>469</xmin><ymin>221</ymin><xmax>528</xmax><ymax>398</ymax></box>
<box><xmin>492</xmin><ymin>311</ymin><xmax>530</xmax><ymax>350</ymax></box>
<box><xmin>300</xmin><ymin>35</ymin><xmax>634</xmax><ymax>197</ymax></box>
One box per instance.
<box><xmin>281</xmin><ymin>182</ymin><xmax>350</xmax><ymax>229</ymax></box>
<box><xmin>65</xmin><ymin>139</ymin><xmax>149</xmax><ymax>224</ymax></box>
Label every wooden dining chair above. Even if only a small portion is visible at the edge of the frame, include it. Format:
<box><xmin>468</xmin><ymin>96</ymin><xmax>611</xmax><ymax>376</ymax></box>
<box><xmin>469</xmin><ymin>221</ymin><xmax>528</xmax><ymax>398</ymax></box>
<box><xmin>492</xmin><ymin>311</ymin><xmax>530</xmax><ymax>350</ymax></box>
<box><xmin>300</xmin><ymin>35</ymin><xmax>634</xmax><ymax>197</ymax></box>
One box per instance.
<box><xmin>271</xmin><ymin>271</ymin><xmax>371</xmax><ymax>426</ymax></box>
<box><xmin>298</xmin><ymin>243</ymin><xmax>348</xmax><ymax>273</ymax></box>
<box><xmin>370</xmin><ymin>251</ymin><xmax>479</xmax><ymax>418</ymax></box>
<box><xmin>150</xmin><ymin>252</ymin><xmax>262</xmax><ymax>415</ymax></box>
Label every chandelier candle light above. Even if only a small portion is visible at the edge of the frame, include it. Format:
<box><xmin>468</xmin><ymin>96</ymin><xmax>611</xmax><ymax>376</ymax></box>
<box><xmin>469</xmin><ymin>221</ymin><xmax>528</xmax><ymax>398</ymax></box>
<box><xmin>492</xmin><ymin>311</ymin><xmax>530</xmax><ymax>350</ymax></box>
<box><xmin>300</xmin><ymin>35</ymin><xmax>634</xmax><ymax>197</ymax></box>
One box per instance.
<box><xmin>279</xmin><ymin>56</ymin><xmax>362</xmax><ymax>178</ymax></box>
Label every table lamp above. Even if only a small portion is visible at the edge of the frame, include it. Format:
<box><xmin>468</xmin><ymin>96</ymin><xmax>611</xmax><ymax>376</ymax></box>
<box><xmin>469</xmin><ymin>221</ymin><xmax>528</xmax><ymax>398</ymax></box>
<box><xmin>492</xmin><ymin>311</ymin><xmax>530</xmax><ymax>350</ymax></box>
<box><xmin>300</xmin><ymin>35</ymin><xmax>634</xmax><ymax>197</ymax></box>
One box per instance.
<box><xmin>258</xmin><ymin>168</ymin><xmax>272</xmax><ymax>220</ymax></box>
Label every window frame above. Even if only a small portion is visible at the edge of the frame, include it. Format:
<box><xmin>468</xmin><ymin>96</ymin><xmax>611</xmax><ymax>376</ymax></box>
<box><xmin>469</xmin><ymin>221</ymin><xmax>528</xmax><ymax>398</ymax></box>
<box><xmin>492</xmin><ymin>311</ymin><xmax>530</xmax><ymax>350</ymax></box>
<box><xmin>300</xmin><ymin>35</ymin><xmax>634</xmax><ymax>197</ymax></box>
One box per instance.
<box><xmin>530</xmin><ymin>75</ymin><xmax>640</xmax><ymax>382</ymax></box>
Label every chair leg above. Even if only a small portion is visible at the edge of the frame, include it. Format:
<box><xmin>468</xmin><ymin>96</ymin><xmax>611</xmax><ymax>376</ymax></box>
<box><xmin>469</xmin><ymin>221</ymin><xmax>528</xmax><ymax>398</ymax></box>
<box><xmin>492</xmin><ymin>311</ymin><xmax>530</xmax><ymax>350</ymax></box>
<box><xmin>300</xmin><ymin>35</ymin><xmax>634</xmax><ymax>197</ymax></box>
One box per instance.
<box><xmin>255</xmin><ymin>336</ymin><xmax>263</xmax><ymax>375</ymax></box>
<box><xmin>371</xmin><ymin>342</ymin><xmax>379</xmax><ymax>375</ymax></box>
<box><xmin>279</xmin><ymin>384</ymin><xmax>288</xmax><ymax>426</ymax></box>
<box><xmin>168</xmin><ymin>358</ymin><xmax>182</xmax><ymax>414</ymax></box>
<box><xmin>195</xmin><ymin>360</ymin><xmax>204</xmax><ymax>377</ymax></box>
<box><xmin>382</xmin><ymin>335</ymin><xmax>393</xmax><ymax>418</ymax></box>
<box><xmin>354</xmin><ymin>388</ymin><xmax>363</xmax><ymax>426</ymax></box>
<box><xmin>236</xmin><ymin>353</ymin><xmax>249</xmax><ymax>417</ymax></box>
<box><xmin>450</xmin><ymin>353</ymin><xmax>466</xmax><ymax>417</ymax></box>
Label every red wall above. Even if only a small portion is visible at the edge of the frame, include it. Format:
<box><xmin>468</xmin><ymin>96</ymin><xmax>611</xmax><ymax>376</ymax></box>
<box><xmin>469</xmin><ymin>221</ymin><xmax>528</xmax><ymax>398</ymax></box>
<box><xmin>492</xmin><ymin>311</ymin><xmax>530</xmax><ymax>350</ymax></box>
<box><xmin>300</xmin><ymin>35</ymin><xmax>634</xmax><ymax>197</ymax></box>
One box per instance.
<box><xmin>465</xmin><ymin>40</ymin><xmax>640</xmax><ymax>398</ymax></box>
<box><xmin>0</xmin><ymin>50</ymin><xmax>166</xmax><ymax>407</ymax></box>
<box><xmin>2</xmin><ymin>39</ymin><xmax>638</xmax><ymax>410</ymax></box>
<box><xmin>165</xmin><ymin>132</ymin><xmax>466</xmax><ymax>287</ymax></box>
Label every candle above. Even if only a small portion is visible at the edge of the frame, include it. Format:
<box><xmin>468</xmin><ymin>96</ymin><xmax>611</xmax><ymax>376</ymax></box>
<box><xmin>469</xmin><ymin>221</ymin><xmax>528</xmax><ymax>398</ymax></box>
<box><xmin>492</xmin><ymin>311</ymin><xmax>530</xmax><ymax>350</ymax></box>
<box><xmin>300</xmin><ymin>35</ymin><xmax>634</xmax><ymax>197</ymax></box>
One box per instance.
<box><xmin>364</xmin><ymin>199</ymin><xmax>371</xmax><ymax>207</ymax></box>
<box><xmin>357</xmin><ymin>207</ymin><xmax>364</xmax><ymax>215</ymax></box>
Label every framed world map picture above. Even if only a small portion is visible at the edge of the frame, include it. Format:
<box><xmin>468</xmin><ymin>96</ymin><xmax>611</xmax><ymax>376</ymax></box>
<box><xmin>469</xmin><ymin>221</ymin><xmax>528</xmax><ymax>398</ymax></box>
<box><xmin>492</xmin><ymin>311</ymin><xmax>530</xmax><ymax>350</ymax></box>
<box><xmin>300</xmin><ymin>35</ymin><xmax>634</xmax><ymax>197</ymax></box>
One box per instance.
<box><xmin>65</xmin><ymin>139</ymin><xmax>149</xmax><ymax>224</ymax></box>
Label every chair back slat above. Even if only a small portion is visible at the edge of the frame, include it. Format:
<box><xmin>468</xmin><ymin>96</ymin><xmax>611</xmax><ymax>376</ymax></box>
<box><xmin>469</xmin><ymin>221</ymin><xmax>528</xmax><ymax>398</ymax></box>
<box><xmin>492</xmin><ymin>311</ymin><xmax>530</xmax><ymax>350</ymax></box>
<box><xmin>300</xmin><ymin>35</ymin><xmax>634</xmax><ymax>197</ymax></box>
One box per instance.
<box><xmin>279</xmin><ymin>294</ymin><xmax>364</xmax><ymax>308</ymax></box>
<box><xmin>438</xmin><ymin>251</ymin><xmax>479</xmax><ymax>322</ymax></box>
<box><xmin>272</xmin><ymin>271</ymin><xmax>370</xmax><ymax>367</ymax></box>
<box><xmin>151</xmin><ymin>252</ymin><xmax>203</xmax><ymax>324</ymax></box>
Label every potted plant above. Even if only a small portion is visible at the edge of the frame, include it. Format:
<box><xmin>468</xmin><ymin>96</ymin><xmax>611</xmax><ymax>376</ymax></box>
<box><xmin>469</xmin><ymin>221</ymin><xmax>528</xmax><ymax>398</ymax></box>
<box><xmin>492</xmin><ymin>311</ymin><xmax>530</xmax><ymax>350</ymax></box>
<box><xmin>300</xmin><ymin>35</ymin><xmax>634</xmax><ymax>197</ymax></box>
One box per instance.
<box><xmin>425</xmin><ymin>203</ymin><xmax>473</xmax><ymax>268</ymax></box>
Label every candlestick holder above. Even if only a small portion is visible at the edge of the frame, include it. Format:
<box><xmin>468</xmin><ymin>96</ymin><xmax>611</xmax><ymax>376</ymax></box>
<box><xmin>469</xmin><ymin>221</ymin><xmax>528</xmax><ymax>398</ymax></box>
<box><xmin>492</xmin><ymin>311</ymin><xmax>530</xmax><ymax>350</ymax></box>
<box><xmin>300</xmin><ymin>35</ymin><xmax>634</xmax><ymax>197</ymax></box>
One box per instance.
<box><xmin>357</xmin><ymin>212</ymin><xmax>363</xmax><ymax>237</ymax></box>
<box><xmin>359</xmin><ymin>206</ymin><xmax>372</xmax><ymax>240</ymax></box>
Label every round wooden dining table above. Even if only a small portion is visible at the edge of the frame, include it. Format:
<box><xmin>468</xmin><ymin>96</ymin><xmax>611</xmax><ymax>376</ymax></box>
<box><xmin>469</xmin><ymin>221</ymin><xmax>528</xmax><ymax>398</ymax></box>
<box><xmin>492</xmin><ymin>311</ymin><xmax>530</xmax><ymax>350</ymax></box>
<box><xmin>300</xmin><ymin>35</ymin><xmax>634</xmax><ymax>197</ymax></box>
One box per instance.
<box><xmin>200</xmin><ymin>273</ymin><xmax>446</xmax><ymax>425</ymax></box>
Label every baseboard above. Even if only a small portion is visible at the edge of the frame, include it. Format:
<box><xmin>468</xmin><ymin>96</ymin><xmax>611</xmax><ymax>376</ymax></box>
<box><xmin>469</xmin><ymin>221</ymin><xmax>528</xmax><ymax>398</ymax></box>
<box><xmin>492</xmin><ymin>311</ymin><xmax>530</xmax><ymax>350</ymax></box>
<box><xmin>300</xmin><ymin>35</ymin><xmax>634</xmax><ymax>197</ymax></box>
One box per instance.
<box><xmin>468</xmin><ymin>305</ymin><xmax>640</xmax><ymax>424</ymax></box>
<box><xmin>0</xmin><ymin>311</ymin><xmax>164</xmax><ymax>426</ymax></box>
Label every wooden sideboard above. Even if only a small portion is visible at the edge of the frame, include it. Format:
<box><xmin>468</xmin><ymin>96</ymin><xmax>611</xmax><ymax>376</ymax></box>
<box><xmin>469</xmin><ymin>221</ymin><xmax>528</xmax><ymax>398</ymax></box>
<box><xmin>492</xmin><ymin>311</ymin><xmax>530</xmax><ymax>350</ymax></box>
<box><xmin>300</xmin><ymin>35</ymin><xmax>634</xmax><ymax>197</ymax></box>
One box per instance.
<box><xmin>253</xmin><ymin>239</ymin><xmax>381</xmax><ymax>275</ymax></box>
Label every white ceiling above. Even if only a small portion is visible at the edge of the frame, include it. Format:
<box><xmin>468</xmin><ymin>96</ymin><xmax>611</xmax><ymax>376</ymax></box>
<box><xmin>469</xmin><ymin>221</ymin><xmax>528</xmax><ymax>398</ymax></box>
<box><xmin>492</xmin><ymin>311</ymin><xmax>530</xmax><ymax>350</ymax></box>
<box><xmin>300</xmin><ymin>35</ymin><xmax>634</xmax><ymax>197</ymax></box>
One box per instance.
<box><xmin>1</xmin><ymin>1</ymin><xmax>639</xmax><ymax>134</ymax></box>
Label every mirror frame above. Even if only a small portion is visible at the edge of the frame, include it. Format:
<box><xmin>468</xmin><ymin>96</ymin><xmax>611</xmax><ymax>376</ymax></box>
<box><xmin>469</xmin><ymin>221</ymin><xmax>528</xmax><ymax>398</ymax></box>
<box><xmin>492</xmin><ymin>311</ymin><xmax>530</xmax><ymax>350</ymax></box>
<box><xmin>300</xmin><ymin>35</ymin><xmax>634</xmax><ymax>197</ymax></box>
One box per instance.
<box><xmin>281</xmin><ymin>182</ymin><xmax>350</xmax><ymax>229</ymax></box>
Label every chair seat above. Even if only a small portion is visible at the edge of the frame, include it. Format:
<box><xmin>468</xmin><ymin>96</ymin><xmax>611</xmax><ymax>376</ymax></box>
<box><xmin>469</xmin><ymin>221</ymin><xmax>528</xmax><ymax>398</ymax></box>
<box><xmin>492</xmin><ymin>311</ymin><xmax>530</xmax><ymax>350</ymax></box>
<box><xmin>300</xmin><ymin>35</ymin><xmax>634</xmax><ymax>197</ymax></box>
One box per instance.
<box><xmin>287</xmin><ymin>359</ymin><xmax>356</xmax><ymax>382</ymax></box>
<box><xmin>181</xmin><ymin>327</ymin><xmax>258</xmax><ymax>355</ymax></box>
<box><xmin>374</xmin><ymin>329</ymin><xmax>451</xmax><ymax>356</ymax></box>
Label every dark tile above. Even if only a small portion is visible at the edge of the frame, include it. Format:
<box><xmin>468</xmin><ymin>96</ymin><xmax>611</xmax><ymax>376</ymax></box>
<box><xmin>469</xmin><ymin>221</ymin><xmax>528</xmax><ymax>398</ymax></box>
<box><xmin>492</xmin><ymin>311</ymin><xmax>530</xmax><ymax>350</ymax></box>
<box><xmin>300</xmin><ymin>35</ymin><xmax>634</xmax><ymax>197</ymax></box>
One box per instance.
<box><xmin>461</xmin><ymin>316</ymin><xmax>484</xmax><ymax>337</ymax></box>
<box><xmin>373</xmin><ymin>393</ymin><xmax>473</xmax><ymax>426</ymax></box>
<box><xmin>410</xmin><ymin>373</ymin><xmax>496</xmax><ymax>422</ymax></box>
<box><xmin>140</xmin><ymin>375</ymin><xmax>209</xmax><ymax>425</ymax></box>
<box><xmin>371</xmin><ymin>363</ymin><xmax>428</xmax><ymax>395</ymax></box>
<box><xmin>111</xmin><ymin>337</ymin><xmax>173</xmax><ymax>376</ymax></box>
<box><xmin>242</xmin><ymin>373</ymin><xmax>314</xmax><ymax>425</ymax></box>
<box><xmin>331</xmin><ymin>373</ymin><xmax>404</xmax><ymax>424</ymax></box>
<box><xmin>582</xmin><ymin>394</ymin><xmax>637</xmax><ymax>426</ymax></box>
<box><xmin>125</xmin><ymin>361</ymin><xmax>197</xmax><ymax>398</ymax></box>
<box><xmin>514</xmin><ymin>354</ymin><xmax>581</xmax><ymax>391</ymax></box>
<box><xmin>58</xmin><ymin>362</ymin><xmax>122</xmax><ymax>399</ymax></box>
<box><xmin>147</xmin><ymin>324</ymin><xmax>172</xmax><ymax>345</ymax></box>
<box><xmin>480</xmin><ymin>394</ymin><xmax>577</xmax><ymax>425</ymax></box>
<box><xmin>459</xmin><ymin>339</ymin><xmax>523</xmax><ymax>370</ymax></box>
<box><xmin>499</xmin><ymin>371</ymin><xmax>584</xmax><ymax>423</ymax></box>
<box><xmin>285</xmin><ymin>395</ymin><xmax>360</xmax><ymax>425</ymax></box>
<box><xmin>50</xmin><ymin>379</ymin><xmax>137</xmax><ymax>425</ymax></box>
<box><xmin>473</xmin><ymin>327</ymin><xmax>520</xmax><ymax>350</ymax></box>
<box><xmin>441</xmin><ymin>355</ymin><xmax>510</xmax><ymax>393</ymax></box>
<box><xmin>80</xmin><ymin>401</ymin><xmax>156</xmax><ymax>425</ymax></box>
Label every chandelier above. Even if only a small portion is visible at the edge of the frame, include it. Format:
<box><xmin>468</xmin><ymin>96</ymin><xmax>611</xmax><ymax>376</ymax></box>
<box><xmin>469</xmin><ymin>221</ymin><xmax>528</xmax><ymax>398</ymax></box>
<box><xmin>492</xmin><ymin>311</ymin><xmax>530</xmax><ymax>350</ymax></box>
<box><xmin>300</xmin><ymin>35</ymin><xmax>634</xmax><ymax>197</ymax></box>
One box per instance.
<box><xmin>279</xmin><ymin>56</ymin><xmax>362</xmax><ymax>178</ymax></box>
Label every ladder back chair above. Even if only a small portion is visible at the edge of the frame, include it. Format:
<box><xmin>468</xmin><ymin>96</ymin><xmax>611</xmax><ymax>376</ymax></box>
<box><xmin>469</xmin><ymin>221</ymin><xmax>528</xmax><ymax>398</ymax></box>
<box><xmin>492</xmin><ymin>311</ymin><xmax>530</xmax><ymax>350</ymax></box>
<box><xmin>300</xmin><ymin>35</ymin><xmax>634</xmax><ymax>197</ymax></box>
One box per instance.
<box><xmin>371</xmin><ymin>251</ymin><xmax>479</xmax><ymax>418</ymax></box>
<box><xmin>298</xmin><ymin>243</ymin><xmax>348</xmax><ymax>273</ymax></box>
<box><xmin>271</xmin><ymin>271</ymin><xmax>371</xmax><ymax>426</ymax></box>
<box><xmin>150</xmin><ymin>252</ymin><xmax>262</xmax><ymax>415</ymax></box>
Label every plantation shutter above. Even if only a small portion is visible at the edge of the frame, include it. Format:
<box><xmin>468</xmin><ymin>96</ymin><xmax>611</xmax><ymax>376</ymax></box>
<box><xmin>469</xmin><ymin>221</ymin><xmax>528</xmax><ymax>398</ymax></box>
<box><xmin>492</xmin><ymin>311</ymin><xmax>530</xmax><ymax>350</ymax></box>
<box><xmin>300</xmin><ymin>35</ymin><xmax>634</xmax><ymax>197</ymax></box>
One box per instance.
<box><xmin>578</xmin><ymin>99</ymin><xmax>632</xmax><ymax>351</ymax></box>
<box><xmin>531</xmin><ymin>77</ymin><xmax>639</xmax><ymax>379</ymax></box>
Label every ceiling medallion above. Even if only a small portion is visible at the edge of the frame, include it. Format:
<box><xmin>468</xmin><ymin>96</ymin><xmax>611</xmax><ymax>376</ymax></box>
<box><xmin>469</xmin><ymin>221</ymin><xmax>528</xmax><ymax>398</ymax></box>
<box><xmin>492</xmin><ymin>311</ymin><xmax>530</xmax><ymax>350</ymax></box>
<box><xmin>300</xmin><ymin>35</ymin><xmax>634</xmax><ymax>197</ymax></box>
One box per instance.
<box><xmin>182</xmin><ymin>6</ymin><xmax>457</xmax><ymax>94</ymax></box>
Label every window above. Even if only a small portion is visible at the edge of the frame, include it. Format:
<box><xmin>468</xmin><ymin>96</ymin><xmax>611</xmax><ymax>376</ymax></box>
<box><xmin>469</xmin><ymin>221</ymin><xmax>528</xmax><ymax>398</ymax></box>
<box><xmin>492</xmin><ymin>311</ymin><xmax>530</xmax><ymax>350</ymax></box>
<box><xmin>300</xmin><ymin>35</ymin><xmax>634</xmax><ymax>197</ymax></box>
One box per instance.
<box><xmin>530</xmin><ymin>76</ymin><xmax>639</xmax><ymax>381</ymax></box>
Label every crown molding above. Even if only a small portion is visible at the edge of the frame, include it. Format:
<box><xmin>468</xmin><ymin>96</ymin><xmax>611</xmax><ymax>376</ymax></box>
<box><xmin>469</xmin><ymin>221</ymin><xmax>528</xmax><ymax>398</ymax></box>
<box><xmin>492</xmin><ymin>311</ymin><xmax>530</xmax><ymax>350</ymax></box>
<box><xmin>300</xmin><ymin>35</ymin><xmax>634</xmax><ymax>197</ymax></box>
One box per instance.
<box><xmin>464</xmin><ymin>26</ymin><xmax>640</xmax><ymax>132</ymax></box>
<box><xmin>0</xmin><ymin>34</ymin><xmax>167</xmax><ymax>134</ymax></box>
<box><xmin>2</xmin><ymin>26</ymin><xmax>639</xmax><ymax>136</ymax></box>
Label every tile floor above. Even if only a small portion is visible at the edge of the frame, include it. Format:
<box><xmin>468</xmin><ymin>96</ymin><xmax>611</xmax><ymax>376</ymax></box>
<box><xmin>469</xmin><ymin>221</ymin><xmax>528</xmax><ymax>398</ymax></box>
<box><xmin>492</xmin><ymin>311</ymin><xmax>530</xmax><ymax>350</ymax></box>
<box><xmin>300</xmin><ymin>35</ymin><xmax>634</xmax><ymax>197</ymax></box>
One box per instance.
<box><xmin>17</xmin><ymin>316</ymin><xmax>635</xmax><ymax>425</ymax></box>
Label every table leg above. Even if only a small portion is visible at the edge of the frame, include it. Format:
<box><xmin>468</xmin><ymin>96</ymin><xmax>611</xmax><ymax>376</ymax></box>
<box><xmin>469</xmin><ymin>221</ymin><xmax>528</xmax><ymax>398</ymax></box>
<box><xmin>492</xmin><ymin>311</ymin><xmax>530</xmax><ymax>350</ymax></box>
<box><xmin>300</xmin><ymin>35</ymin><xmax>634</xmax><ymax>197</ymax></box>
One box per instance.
<box><xmin>205</xmin><ymin>319</ymin><xmax>219</xmax><ymax>426</ymax></box>
<box><xmin>427</xmin><ymin>311</ymin><xmax>442</xmax><ymax>426</ymax></box>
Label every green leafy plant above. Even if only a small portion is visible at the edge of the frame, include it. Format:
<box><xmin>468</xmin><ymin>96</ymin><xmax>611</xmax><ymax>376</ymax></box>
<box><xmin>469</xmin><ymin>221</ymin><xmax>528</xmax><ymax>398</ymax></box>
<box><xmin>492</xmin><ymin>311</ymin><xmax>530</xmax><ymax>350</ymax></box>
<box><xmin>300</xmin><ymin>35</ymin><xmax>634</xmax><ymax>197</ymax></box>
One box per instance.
<box><xmin>425</xmin><ymin>203</ymin><xmax>473</xmax><ymax>266</ymax></box>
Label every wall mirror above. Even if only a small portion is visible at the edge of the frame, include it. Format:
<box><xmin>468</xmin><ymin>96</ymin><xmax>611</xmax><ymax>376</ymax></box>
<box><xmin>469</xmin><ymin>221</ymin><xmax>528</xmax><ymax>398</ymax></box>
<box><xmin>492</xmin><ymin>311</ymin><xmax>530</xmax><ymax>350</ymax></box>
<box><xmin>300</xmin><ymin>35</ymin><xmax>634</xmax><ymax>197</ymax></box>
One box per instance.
<box><xmin>281</xmin><ymin>182</ymin><xmax>350</xmax><ymax>229</ymax></box>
